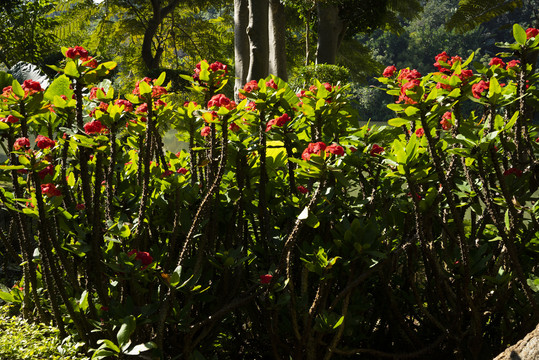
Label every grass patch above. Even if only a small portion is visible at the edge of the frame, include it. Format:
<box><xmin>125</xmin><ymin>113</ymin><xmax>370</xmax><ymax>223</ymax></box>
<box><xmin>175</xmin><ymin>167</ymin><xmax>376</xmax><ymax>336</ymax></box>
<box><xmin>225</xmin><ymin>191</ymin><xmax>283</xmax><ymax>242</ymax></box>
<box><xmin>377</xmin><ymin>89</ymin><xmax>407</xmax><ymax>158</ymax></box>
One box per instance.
<box><xmin>0</xmin><ymin>305</ymin><xmax>90</xmax><ymax>360</ymax></box>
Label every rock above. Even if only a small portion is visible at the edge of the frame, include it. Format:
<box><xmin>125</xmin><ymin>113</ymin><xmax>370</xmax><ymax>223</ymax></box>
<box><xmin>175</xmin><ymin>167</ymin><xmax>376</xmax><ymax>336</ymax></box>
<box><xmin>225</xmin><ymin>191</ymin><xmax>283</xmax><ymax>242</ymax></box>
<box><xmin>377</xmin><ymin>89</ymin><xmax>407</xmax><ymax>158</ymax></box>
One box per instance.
<box><xmin>493</xmin><ymin>323</ymin><xmax>539</xmax><ymax>360</ymax></box>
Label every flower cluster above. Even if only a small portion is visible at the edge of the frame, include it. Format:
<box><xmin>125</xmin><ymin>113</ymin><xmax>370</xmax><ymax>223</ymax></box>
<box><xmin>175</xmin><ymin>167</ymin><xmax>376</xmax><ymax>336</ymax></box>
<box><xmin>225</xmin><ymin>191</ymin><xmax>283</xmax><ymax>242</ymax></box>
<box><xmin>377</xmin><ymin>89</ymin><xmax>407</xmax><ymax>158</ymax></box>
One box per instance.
<box><xmin>41</xmin><ymin>183</ymin><xmax>62</xmax><ymax>197</ymax></box>
<box><xmin>36</xmin><ymin>135</ymin><xmax>55</xmax><ymax>150</ymax></box>
<box><xmin>1</xmin><ymin>115</ymin><xmax>19</xmax><ymax>124</ymax></box>
<box><xmin>84</xmin><ymin>119</ymin><xmax>108</xmax><ymax>135</ymax></box>
<box><xmin>65</xmin><ymin>46</ymin><xmax>97</xmax><ymax>68</ymax></box>
<box><xmin>472</xmin><ymin>80</ymin><xmax>490</xmax><ymax>99</ymax></box>
<box><xmin>13</xmin><ymin>137</ymin><xmax>30</xmax><ymax>151</ymax></box>
<box><xmin>207</xmin><ymin>94</ymin><xmax>236</xmax><ymax>110</ymax></box>
<box><xmin>397</xmin><ymin>68</ymin><xmax>422</xmax><ymax>104</ymax></box>
<box><xmin>266</xmin><ymin>113</ymin><xmax>291</xmax><ymax>132</ymax></box>
<box><xmin>128</xmin><ymin>249</ymin><xmax>153</xmax><ymax>268</ymax></box>
<box><xmin>301</xmin><ymin>142</ymin><xmax>344</xmax><ymax>160</ymax></box>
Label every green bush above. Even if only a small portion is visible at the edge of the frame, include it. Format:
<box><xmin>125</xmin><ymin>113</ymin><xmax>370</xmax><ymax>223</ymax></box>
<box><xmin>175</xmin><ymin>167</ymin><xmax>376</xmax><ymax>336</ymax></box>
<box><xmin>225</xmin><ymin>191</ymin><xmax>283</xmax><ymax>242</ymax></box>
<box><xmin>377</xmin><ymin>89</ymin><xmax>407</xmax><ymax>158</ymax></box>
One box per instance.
<box><xmin>0</xmin><ymin>305</ymin><xmax>89</xmax><ymax>360</ymax></box>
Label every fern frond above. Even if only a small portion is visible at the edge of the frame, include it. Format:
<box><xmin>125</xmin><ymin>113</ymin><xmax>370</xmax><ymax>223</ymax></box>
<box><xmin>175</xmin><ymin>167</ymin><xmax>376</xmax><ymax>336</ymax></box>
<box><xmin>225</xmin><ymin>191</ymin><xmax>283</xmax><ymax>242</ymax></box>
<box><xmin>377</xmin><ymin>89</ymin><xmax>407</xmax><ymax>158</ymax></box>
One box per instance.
<box><xmin>446</xmin><ymin>0</ymin><xmax>523</xmax><ymax>33</ymax></box>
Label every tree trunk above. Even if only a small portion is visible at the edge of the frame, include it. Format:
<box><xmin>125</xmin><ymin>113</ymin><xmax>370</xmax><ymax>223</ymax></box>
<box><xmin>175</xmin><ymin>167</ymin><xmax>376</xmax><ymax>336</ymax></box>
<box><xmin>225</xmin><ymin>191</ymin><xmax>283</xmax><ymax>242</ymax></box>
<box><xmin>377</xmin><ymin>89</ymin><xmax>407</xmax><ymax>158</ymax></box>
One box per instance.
<box><xmin>268</xmin><ymin>0</ymin><xmax>287</xmax><ymax>80</ymax></box>
<box><xmin>315</xmin><ymin>2</ymin><xmax>344</xmax><ymax>65</ymax></box>
<box><xmin>246</xmin><ymin>0</ymin><xmax>269</xmax><ymax>81</ymax></box>
<box><xmin>493</xmin><ymin>322</ymin><xmax>539</xmax><ymax>360</ymax></box>
<box><xmin>141</xmin><ymin>0</ymin><xmax>181</xmax><ymax>71</ymax></box>
<box><xmin>234</xmin><ymin>0</ymin><xmax>250</xmax><ymax>98</ymax></box>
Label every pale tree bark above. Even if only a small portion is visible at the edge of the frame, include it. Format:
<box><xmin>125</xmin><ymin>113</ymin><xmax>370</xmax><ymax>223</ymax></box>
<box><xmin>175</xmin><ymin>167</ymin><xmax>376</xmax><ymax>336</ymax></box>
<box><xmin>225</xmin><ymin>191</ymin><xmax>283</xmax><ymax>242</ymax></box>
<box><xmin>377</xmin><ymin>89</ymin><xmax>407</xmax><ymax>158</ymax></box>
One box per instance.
<box><xmin>268</xmin><ymin>0</ymin><xmax>287</xmax><ymax>80</ymax></box>
<box><xmin>234</xmin><ymin>0</ymin><xmax>250</xmax><ymax>98</ymax></box>
<box><xmin>246</xmin><ymin>0</ymin><xmax>269</xmax><ymax>81</ymax></box>
<box><xmin>142</xmin><ymin>0</ymin><xmax>182</xmax><ymax>70</ymax></box>
<box><xmin>315</xmin><ymin>2</ymin><xmax>345</xmax><ymax>65</ymax></box>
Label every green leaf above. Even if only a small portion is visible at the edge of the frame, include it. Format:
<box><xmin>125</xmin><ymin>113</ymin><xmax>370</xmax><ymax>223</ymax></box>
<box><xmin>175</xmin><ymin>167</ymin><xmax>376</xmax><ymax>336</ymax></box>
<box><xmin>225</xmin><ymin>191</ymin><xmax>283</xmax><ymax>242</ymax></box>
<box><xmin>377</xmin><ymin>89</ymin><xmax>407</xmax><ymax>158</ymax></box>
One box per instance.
<box><xmin>11</xmin><ymin>80</ymin><xmax>24</xmax><ymax>98</ymax></box>
<box><xmin>513</xmin><ymin>24</ymin><xmax>527</xmax><ymax>45</ymax></box>
<box><xmin>0</xmin><ymin>291</ymin><xmax>16</xmax><ymax>303</ymax></box>
<box><xmin>64</xmin><ymin>61</ymin><xmax>80</xmax><ymax>78</ymax></box>
<box><xmin>504</xmin><ymin>209</ymin><xmax>510</xmax><ymax>230</ymax></box>
<box><xmin>170</xmin><ymin>265</ymin><xmax>182</xmax><ymax>286</ymax></box>
<box><xmin>117</xmin><ymin>315</ymin><xmax>136</xmax><ymax>348</ymax></box>
<box><xmin>388</xmin><ymin>118</ymin><xmax>409</xmax><ymax>127</ymax></box>
<box><xmin>123</xmin><ymin>342</ymin><xmax>157</xmax><ymax>356</ymax></box>
<box><xmin>298</xmin><ymin>207</ymin><xmax>309</xmax><ymax>220</ymax></box>
<box><xmin>504</xmin><ymin>111</ymin><xmax>519</xmax><ymax>131</ymax></box>
<box><xmin>91</xmin><ymin>349</ymin><xmax>118</xmax><ymax>360</ymax></box>
<box><xmin>154</xmin><ymin>72</ymin><xmax>166</xmax><ymax>86</ymax></box>
<box><xmin>0</xmin><ymin>122</ymin><xmax>9</xmax><ymax>130</ymax></box>
<box><xmin>79</xmin><ymin>290</ymin><xmax>89</xmax><ymax>311</ymax></box>
<box><xmin>404</xmin><ymin>106</ymin><xmax>420</xmax><ymax>116</ymax></box>
<box><xmin>138</xmin><ymin>80</ymin><xmax>152</xmax><ymax>97</ymax></box>
<box><xmin>44</xmin><ymin>75</ymin><xmax>73</xmax><ymax>101</ymax></box>
<box><xmin>333</xmin><ymin>315</ymin><xmax>344</xmax><ymax>329</ymax></box>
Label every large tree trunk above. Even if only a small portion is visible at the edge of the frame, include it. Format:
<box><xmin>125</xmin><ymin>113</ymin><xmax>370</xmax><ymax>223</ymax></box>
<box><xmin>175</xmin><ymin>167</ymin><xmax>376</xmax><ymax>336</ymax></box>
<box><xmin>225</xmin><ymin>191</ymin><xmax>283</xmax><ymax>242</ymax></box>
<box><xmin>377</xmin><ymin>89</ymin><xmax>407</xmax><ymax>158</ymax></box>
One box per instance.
<box><xmin>493</xmin><ymin>322</ymin><xmax>539</xmax><ymax>360</ymax></box>
<box><xmin>246</xmin><ymin>0</ymin><xmax>269</xmax><ymax>81</ymax></box>
<box><xmin>315</xmin><ymin>2</ymin><xmax>344</xmax><ymax>65</ymax></box>
<box><xmin>141</xmin><ymin>0</ymin><xmax>181</xmax><ymax>71</ymax></box>
<box><xmin>234</xmin><ymin>0</ymin><xmax>250</xmax><ymax>98</ymax></box>
<box><xmin>268</xmin><ymin>0</ymin><xmax>287</xmax><ymax>80</ymax></box>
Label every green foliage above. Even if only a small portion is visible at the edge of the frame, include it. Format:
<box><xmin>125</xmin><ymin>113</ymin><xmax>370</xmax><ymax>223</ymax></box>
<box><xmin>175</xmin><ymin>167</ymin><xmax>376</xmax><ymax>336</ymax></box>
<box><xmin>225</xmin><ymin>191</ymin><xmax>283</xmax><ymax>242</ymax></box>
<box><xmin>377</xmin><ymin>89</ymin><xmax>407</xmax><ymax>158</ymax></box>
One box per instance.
<box><xmin>447</xmin><ymin>0</ymin><xmax>524</xmax><ymax>33</ymax></box>
<box><xmin>0</xmin><ymin>305</ymin><xmax>89</xmax><ymax>360</ymax></box>
<box><xmin>289</xmin><ymin>63</ymin><xmax>350</xmax><ymax>89</ymax></box>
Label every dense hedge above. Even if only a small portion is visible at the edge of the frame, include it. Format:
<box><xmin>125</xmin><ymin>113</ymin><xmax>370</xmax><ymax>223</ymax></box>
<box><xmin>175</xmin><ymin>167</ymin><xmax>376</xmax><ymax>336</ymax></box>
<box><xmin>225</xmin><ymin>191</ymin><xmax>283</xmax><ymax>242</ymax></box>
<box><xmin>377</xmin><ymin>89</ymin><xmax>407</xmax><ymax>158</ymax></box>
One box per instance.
<box><xmin>0</xmin><ymin>25</ymin><xmax>538</xmax><ymax>360</ymax></box>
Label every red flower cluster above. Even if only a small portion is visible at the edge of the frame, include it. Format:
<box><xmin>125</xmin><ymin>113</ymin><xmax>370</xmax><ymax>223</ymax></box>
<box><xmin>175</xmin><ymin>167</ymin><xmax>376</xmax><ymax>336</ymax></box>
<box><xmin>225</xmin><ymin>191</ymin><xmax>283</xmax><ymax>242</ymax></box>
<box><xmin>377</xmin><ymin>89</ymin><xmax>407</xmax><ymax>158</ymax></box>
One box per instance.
<box><xmin>114</xmin><ymin>99</ymin><xmax>133</xmax><ymax>112</ymax></box>
<box><xmin>383</xmin><ymin>65</ymin><xmax>397</xmax><ymax>77</ymax></box>
<box><xmin>489</xmin><ymin>57</ymin><xmax>506</xmax><ymax>68</ymax></box>
<box><xmin>13</xmin><ymin>137</ymin><xmax>30</xmax><ymax>151</ymax></box>
<box><xmin>266</xmin><ymin>79</ymin><xmax>278</xmax><ymax>89</ymax></box>
<box><xmin>136</xmin><ymin>103</ymin><xmax>148</xmax><ymax>114</ymax></box>
<box><xmin>240</xmin><ymin>80</ymin><xmax>259</xmax><ymax>99</ymax></box>
<box><xmin>128</xmin><ymin>249</ymin><xmax>153</xmax><ymax>267</ymax></box>
<box><xmin>41</xmin><ymin>183</ymin><xmax>62</xmax><ymax>197</ymax></box>
<box><xmin>22</xmin><ymin>80</ymin><xmax>43</xmax><ymax>95</ymax></box>
<box><xmin>36</xmin><ymin>135</ymin><xmax>55</xmax><ymax>150</ymax></box>
<box><xmin>207</xmin><ymin>94</ymin><xmax>236</xmax><ymax>110</ymax></box>
<box><xmin>1</xmin><ymin>115</ymin><xmax>19</xmax><ymax>124</ymax></box>
<box><xmin>193</xmin><ymin>61</ymin><xmax>227</xmax><ymax>83</ymax></box>
<box><xmin>266</xmin><ymin>113</ymin><xmax>291</xmax><ymax>132</ymax></box>
<box><xmin>415</xmin><ymin>128</ymin><xmax>425</xmax><ymax>137</ymax></box>
<box><xmin>526</xmin><ymin>28</ymin><xmax>539</xmax><ymax>39</ymax></box>
<box><xmin>89</xmin><ymin>87</ymin><xmax>106</xmax><ymax>100</ymax></box>
<box><xmin>370</xmin><ymin>144</ymin><xmax>384</xmax><ymax>157</ymax></box>
<box><xmin>177</xmin><ymin>167</ymin><xmax>188</xmax><ymax>175</ymax></box>
<box><xmin>201</xmin><ymin>126</ymin><xmax>211</xmax><ymax>137</ymax></box>
<box><xmin>65</xmin><ymin>46</ymin><xmax>96</xmax><ymax>68</ymax></box>
<box><xmin>326</xmin><ymin>143</ymin><xmax>345</xmax><ymax>156</ymax></box>
<box><xmin>302</xmin><ymin>142</ymin><xmax>326</xmax><ymax>160</ymax></box>
<box><xmin>434</xmin><ymin>52</ymin><xmax>462</xmax><ymax>73</ymax></box>
<box><xmin>297</xmin><ymin>185</ymin><xmax>309</xmax><ymax>194</ymax></box>
<box><xmin>260</xmin><ymin>274</ymin><xmax>273</xmax><ymax>284</ymax></box>
<box><xmin>506</xmin><ymin>60</ymin><xmax>520</xmax><ymax>70</ymax></box>
<box><xmin>503</xmin><ymin>168</ymin><xmax>523</xmax><ymax>177</ymax></box>
<box><xmin>38</xmin><ymin>164</ymin><xmax>55</xmax><ymax>180</ymax></box>
<box><xmin>397</xmin><ymin>69</ymin><xmax>422</xmax><ymax>104</ymax></box>
<box><xmin>84</xmin><ymin>119</ymin><xmax>107</xmax><ymax>134</ymax></box>
<box><xmin>229</xmin><ymin>122</ymin><xmax>240</xmax><ymax>132</ymax></box>
<box><xmin>472</xmin><ymin>80</ymin><xmax>490</xmax><ymax>99</ymax></box>
<box><xmin>440</xmin><ymin>112</ymin><xmax>452</xmax><ymax>130</ymax></box>
<box><xmin>66</xmin><ymin>46</ymin><xmax>88</xmax><ymax>59</ymax></box>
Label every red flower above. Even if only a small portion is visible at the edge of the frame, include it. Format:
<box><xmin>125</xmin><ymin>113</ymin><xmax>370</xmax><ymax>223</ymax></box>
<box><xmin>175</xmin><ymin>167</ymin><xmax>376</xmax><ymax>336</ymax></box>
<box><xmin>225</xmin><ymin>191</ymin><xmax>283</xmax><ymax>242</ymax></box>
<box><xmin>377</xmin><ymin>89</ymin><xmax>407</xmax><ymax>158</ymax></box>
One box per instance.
<box><xmin>36</xmin><ymin>135</ymin><xmax>55</xmax><ymax>150</ymax></box>
<box><xmin>128</xmin><ymin>249</ymin><xmax>153</xmax><ymax>267</ymax></box>
<box><xmin>0</xmin><ymin>115</ymin><xmax>19</xmax><ymax>124</ymax></box>
<box><xmin>302</xmin><ymin>142</ymin><xmax>327</xmax><ymax>160</ymax></box>
<box><xmin>489</xmin><ymin>57</ymin><xmax>506</xmax><ymax>68</ymax></box>
<box><xmin>266</xmin><ymin>79</ymin><xmax>278</xmax><ymax>89</ymax></box>
<box><xmin>322</xmin><ymin>83</ymin><xmax>333</xmax><ymax>91</ymax></box>
<box><xmin>229</xmin><ymin>122</ymin><xmax>241</xmax><ymax>132</ymax></box>
<box><xmin>440</xmin><ymin>112</ymin><xmax>453</xmax><ymax>130</ymax></box>
<box><xmin>297</xmin><ymin>185</ymin><xmax>309</xmax><ymax>194</ymax></box>
<box><xmin>177</xmin><ymin>167</ymin><xmax>188</xmax><ymax>175</ymax></box>
<box><xmin>76</xmin><ymin>203</ymin><xmax>85</xmax><ymax>211</ymax></box>
<box><xmin>65</xmin><ymin>46</ymin><xmax>89</xmax><ymax>59</ymax></box>
<box><xmin>152</xmin><ymin>86</ymin><xmax>167</xmax><ymax>98</ymax></box>
<box><xmin>161</xmin><ymin>170</ymin><xmax>174</xmax><ymax>178</ymax></box>
<box><xmin>41</xmin><ymin>183</ymin><xmax>62</xmax><ymax>197</ymax></box>
<box><xmin>209</xmin><ymin>61</ymin><xmax>227</xmax><ymax>73</ymax></box>
<box><xmin>22</xmin><ymin>80</ymin><xmax>43</xmax><ymax>93</ymax></box>
<box><xmin>154</xmin><ymin>99</ymin><xmax>167</xmax><ymax>107</ymax></box>
<box><xmin>89</xmin><ymin>87</ymin><xmax>106</xmax><ymax>100</ymax></box>
<box><xmin>471</xmin><ymin>80</ymin><xmax>489</xmax><ymax>99</ymax></box>
<box><xmin>434</xmin><ymin>51</ymin><xmax>451</xmax><ymax>72</ymax></box>
<box><xmin>114</xmin><ymin>99</ymin><xmax>133</xmax><ymax>112</ymax></box>
<box><xmin>383</xmin><ymin>65</ymin><xmax>397</xmax><ymax>77</ymax></box>
<box><xmin>398</xmin><ymin>68</ymin><xmax>422</xmax><ymax>82</ymax></box>
<box><xmin>326</xmin><ymin>143</ymin><xmax>345</xmax><ymax>156</ymax></box>
<box><xmin>415</xmin><ymin>128</ymin><xmax>424</xmax><ymax>137</ymax></box>
<box><xmin>136</xmin><ymin>103</ymin><xmax>148</xmax><ymax>114</ymax></box>
<box><xmin>526</xmin><ymin>28</ymin><xmax>539</xmax><ymax>39</ymax></box>
<box><xmin>370</xmin><ymin>144</ymin><xmax>384</xmax><ymax>157</ymax></box>
<box><xmin>506</xmin><ymin>60</ymin><xmax>520</xmax><ymax>70</ymax></box>
<box><xmin>240</xmin><ymin>80</ymin><xmax>259</xmax><ymax>99</ymax></box>
<box><xmin>84</xmin><ymin>120</ymin><xmax>107</xmax><ymax>135</ymax></box>
<box><xmin>208</xmin><ymin>94</ymin><xmax>236</xmax><ymax>110</ymax></box>
<box><xmin>503</xmin><ymin>168</ymin><xmax>523</xmax><ymax>177</ymax></box>
<box><xmin>38</xmin><ymin>165</ymin><xmax>55</xmax><ymax>180</ymax></box>
<box><xmin>13</xmin><ymin>137</ymin><xmax>30</xmax><ymax>151</ymax></box>
<box><xmin>201</xmin><ymin>126</ymin><xmax>211</xmax><ymax>137</ymax></box>
<box><xmin>457</xmin><ymin>69</ymin><xmax>474</xmax><ymax>82</ymax></box>
<box><xmin>260</xmin><ymin>274</ymin><xmax>273</xmax><ymax>284</ymax></box>
<box><xmin>266</xmin><ymin>113</ymin><xmax>291</xmax><ymax>132</ymax></box>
